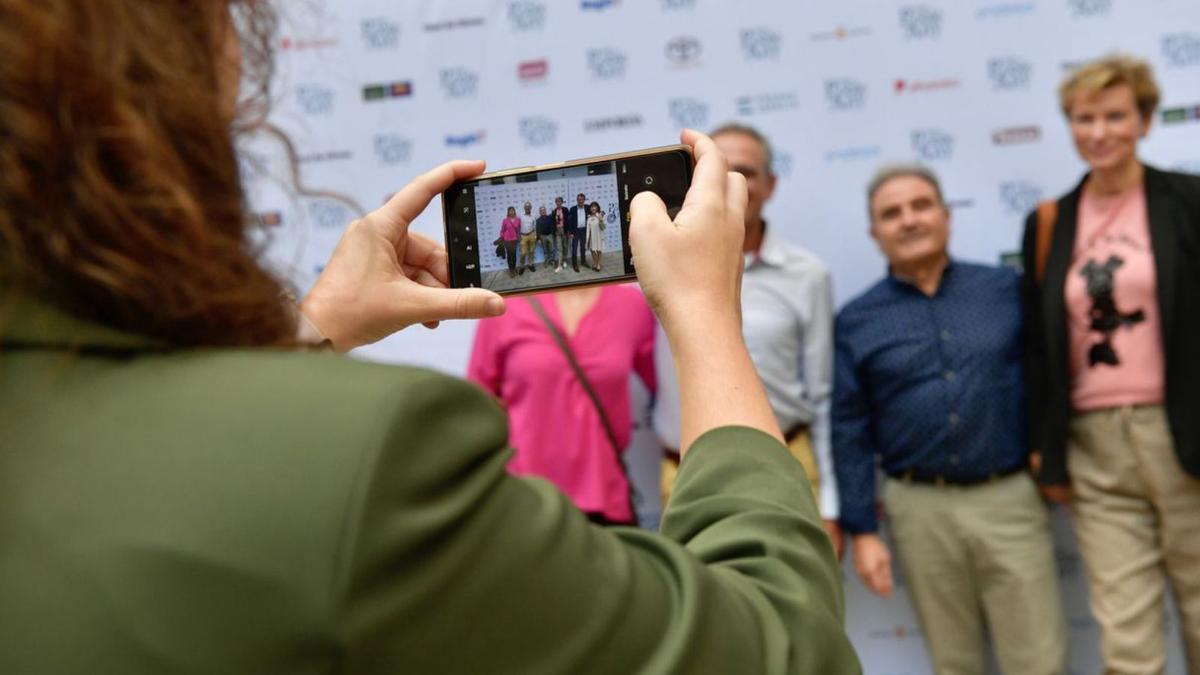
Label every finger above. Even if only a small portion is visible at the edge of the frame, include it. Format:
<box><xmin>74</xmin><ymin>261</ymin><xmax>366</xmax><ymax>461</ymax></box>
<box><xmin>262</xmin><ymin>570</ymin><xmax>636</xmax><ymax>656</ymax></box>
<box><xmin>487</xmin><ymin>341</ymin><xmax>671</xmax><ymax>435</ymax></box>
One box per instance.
<box><xmin>370</xmin><ymin>160</ymin><xmax>487</xmax><ymax>243</ymax></box>
<box><xmin>422</xmin><ymin>321</ymin><xmax>440</xmax><ymax>329</ymax></box>
<box><xmin>678</xmin><ymin>130</ymin><xmax>728</xmax><ymax>213</ymax></box>
<box><xmin>878</xmin><ymin>565</ymin><xmax>894</xmax><ymax>597</ymax></box>
<box><xmin>403</xmin><ymin>285</ymin><xmax>506</xmax><ymax>323</ymax></box>
<box><xmin>402</xmin><ymin>231</ymin><xmax>452</xmax><ymax>285</ymax></box>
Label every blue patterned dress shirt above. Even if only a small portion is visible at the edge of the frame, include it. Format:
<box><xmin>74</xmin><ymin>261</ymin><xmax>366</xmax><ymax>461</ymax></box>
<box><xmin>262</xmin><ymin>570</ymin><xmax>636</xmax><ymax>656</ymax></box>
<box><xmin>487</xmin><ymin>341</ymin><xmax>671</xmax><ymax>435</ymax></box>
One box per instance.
<box><xmin>832</xmin><ymin>261</ymin><xmax>1028</xmax><ymax>535</ymax></box>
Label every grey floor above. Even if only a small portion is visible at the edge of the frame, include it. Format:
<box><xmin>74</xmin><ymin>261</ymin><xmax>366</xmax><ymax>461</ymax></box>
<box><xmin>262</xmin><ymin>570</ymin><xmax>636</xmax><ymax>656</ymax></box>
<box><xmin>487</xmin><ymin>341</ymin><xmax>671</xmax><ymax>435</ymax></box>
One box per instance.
<box><xmin>482</xmin><ymin>250</ymin><xmax>627</xmax><ymax>292</ymax></box>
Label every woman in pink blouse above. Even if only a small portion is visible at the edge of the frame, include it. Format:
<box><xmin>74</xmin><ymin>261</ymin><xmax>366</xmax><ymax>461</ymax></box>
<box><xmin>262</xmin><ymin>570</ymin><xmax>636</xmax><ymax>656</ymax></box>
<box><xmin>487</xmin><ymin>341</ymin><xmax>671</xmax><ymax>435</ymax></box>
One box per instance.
<box><xmin>500</xmin><ymin>206</ymin><xmax>521</xmax><ymax>277</ymax></box>
<box><xmin>1021</xmin><ymin>55</ymin><xmax>1200</xmax><ymax>672</ymax></box>
<box><xmin>468</xmin><ymin>285</ymin><xmax>656</xmax><ymax>525</ymax></box>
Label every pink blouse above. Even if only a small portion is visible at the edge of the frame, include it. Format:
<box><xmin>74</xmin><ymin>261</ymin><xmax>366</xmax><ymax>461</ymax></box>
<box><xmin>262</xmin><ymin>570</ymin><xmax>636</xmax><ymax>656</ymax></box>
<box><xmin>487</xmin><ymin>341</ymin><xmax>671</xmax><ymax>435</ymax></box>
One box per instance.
<box><xmin>467</xmin><ymin>285</ymin><xmax>657</xmax><ymax>522</ymax></box>
<box><xmin>500</xmin><ymin>217</ymin><xmax>521</xmax><ymax>242</ymax></box>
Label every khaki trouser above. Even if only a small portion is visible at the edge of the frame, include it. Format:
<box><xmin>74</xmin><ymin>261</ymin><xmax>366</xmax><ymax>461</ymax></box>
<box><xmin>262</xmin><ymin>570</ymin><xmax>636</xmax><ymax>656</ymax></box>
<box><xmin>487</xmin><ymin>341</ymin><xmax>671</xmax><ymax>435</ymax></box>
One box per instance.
<box><xmin>1068</xmin><ymin>405</ymin><xmax>1200</xmax><ymax>675</ymax></box>
<box><xmin>519</xmin><ymin>232</ymin><xmax>538</xmax><ymax>269</ymax></box>
<box><xmin>884</xmin><ymin>472</ymin><xmax>1066</xmax><ymax>675</ymax></box>
<box><xmin>661</xmin><ymin>429</ymin><xmax>820</xmax><ymax>509</ymax></box>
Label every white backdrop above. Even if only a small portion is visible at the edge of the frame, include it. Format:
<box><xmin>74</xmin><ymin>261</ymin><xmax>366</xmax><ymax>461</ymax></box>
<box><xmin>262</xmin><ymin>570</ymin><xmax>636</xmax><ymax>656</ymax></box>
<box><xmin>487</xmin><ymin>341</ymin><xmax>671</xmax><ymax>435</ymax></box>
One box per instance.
<box><xmin>247</xmin><ymin>1</ymin><xmax>1200</xmax><ymax>672</ymax></box>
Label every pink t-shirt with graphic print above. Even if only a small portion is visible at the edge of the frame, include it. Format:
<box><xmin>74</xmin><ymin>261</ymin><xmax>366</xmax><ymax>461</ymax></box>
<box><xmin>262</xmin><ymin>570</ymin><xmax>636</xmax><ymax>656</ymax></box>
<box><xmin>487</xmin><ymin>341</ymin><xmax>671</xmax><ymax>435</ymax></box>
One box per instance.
<box><xmin>1064</xmin><ymin>183</ymin><xmax>1164</xmax><ymax>411</ymax></box>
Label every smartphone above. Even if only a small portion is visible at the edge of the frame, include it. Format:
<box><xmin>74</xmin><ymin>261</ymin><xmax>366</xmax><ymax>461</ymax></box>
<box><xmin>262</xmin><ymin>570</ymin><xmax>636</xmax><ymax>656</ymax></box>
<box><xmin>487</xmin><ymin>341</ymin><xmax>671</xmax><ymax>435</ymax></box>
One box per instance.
<box><xmin>442</xmin><ymin>144</ymin><xmax>693</xmax><ymax>295</ymax></box>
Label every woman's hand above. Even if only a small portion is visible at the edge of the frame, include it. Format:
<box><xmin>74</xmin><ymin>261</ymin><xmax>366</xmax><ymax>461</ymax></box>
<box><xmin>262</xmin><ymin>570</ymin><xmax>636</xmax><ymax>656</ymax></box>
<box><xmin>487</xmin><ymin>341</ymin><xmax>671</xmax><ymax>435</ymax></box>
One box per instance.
<box><xmin>301</xmin><ymin>160</ymin><xmax>506</xmax><ymax>351</ymax></box>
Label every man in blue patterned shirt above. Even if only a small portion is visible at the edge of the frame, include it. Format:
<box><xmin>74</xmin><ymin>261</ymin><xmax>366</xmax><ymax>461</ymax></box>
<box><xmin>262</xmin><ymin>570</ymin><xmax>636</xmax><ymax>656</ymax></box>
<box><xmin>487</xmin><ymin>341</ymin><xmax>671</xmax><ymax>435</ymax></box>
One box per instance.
<box><xmin>833</xmin><ymin>164</ymin><xmax>1066</xmax><ymax>674</ymax></box>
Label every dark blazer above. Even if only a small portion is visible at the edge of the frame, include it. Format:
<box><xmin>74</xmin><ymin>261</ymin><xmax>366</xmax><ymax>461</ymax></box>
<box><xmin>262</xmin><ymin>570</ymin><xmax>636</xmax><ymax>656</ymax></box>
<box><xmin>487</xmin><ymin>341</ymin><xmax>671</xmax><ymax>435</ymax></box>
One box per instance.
<box><xmin>568</xmin><ymin>204</ymin><xmax>588</xmax><ymax>233</ymax></box>
<box><xmin>1021</xmin><ymin>165</ymin><xmax>1200</xmax><ymax>484</ymax></box>
<box><xmin>0</xmin><ymin>292</ymin><xmax>859</xmax><ymax>674</ymax></box>
<box><xmin>535</xmin><ymin>213</ymin><xmax>555</xmax><ymax>236</ymax></box>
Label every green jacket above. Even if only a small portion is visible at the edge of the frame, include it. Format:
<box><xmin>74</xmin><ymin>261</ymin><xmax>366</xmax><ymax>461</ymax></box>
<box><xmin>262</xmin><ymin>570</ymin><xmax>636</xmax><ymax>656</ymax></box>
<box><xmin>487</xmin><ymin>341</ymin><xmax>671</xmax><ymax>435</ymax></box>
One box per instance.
<box><xmin>0</xmin><ymin>294</ymin><xmax>860</xmax><ymax>674</ymax></box>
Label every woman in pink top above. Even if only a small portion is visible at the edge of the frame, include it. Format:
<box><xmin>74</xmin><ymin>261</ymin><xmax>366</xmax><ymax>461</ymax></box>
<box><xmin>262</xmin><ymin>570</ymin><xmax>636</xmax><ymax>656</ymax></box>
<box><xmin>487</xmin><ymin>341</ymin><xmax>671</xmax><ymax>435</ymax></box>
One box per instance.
<box><xmin>1021</xmin><ymin>55</ymin><xmax>1200</xmax><ymax>672</ymax></box>
<box><xmin>500</xmin><ymin>206</ymin><xmax>521</xmax><ymax>277</ymax></box>
<box><xmin>468</xmin><ymin>284</ymin><xmax>656</xmax><ymax>525</ymax></box>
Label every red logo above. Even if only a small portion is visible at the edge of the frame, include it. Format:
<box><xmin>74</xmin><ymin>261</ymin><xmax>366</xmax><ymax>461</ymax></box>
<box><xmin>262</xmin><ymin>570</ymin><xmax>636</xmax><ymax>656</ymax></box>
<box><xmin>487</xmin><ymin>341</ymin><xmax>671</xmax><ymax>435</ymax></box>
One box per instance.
<box><xmin>258</xmin><ymin>211</ymin><xmax>283</xmax><ymax>227</ymax></box>
<box><xmin>518</xmin><ymin>59</ymin><xmax>549</xmax><ymax>82</ymax></box>
<box><xmin>894</xmin><ymin>77</ymin><xmax>961</xmax><ymax>94</ymax></box>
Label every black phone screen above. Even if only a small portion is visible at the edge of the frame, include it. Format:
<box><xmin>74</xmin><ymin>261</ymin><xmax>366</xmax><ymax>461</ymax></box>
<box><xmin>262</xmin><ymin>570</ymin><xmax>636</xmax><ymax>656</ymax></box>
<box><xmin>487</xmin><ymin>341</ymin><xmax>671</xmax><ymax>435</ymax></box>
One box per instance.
<box><xmin>442</xmin><ymin>147</ymin><xmax>691</xmax><ymax>294</ymax></box>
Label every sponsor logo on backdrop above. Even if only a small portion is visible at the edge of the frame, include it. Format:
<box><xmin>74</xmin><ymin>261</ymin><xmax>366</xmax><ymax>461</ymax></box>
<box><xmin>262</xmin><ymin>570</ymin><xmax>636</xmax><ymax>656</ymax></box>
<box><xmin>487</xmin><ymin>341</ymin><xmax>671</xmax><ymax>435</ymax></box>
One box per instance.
<box><xmin>735</xmin><ymin>91</ymin><xmax>799</xmax><ymax>115</ymax></box>
<box><xmin>581</xmin><ymin>0</ymin><xmax>619</xmax><ymax>10</ymax></box>
<box><xmin>296</xmin><ymin>85</ymin><xmax>334</xmax><ymax>115</ymax></box>
<box><xmin>374</xmin><ymin>134</ymin><xmax>413</xmax><ymax>165</ymax></box>
<box><xmin>810</xmin><ymin>25</ymin><xmax>872</xmax><ymax>42</ymax></box>
<box><xmin>911</xmin><ymin>129</ymin><xmax>955</xmax><ymax>161</ymax></box>
<box><xmin>1069</xmin><ymin>0</ymin><xmax>1112</xmax><ymax>16</ymax></box>
<box><xmin>518</xmin><ymin>59</ymin><xmax>549</xmax><ymax>83</ymax></box>
<box><xmin>1162</xmin><ymin>33</ymin><xmax>1200</xmax><ymax>68</ymax></box>
<box><xmin>899</xmin><ymin>5</ymin><xmax>943</xmax><ymax>40</ymax></box>
<box><xmin>298</xmin><ymin>149</ymin><xmax>353</xmax><ymax>163</ymax></box>
<box><xmin>866</xmin><ymin>624</ymin><xmax>923</xmax><ymax>640</ymax></box>
<box><xmin>894</xmin><ymin>77</ymin><xmax>961</xmax><ymax>94</ymax></box>
<box><xmin>423</xmin><ymin>17</ymin><xmax>485</xmax><ymax>32</ymax></box>
<box><xmin>307</xmin><ymin>200</ymin><xmax>353</xmax><ymax>230</ymax></box>
<box><xmin>257</xmin><ymin>211</ymin><xmax>283</xmax><ymax>227</ymax></box>
<box><xmin>440</xmin><ymin>68</ymin><xmax>479</xmax><ymax>98</ymax></box>
<box><xmin>508</xmin><ymin>1</ymin><xmax>547</xmax><ymax>30</ymax></box>
<box><xmin>666</xmin><ymin>36</ymin><xmax>703</xmax><ymax>67</ymax></box>
<box><xmin>363</xmin><ymin>81</ymin><xmax>413</xmax><ymax>102</ymax></box>
<box><xmin>825</xmin><ymin>78</ymin><xmax>867</xmax><ymax>110</ymax></box>
<box><xmin>741</xmin><ymin>28</ymin><xmax>782</xmax><ymax>60</ymax></box>
<box><xmin>361</xmin><ymin>18</ymin><xmax>401</xmax><ymax>49</ymax></box>
<box><xmin>238</xmin><ymin>152</ymin><xmax>270</xmax><ymax>180</ymax></box>
<box><xmin>1000</xmin><ymin>180</ymin><xmax>1043</xmax><ymax>213</ymax></box>
<box><xmin>989</xmin><ymin>56</ymin><xmax>1033</xmax><ymax>90</ymax></box>
<box><xmin>976</xmin><ymin>2</ymin><xmax>1035</xmax><ymax>18</ymax></box>
<box><xmin>588</xmin><ymin>48</ymin><xmax>627</xmax><ymax>80</ymax></box>
<box><xmin>824</xmin><ymin>145</ymin><xmax>882</xmax><ymax>162</ymax></box>
<box><xmin>772</xmin><ymin>151</ymin><xmax>794</xmax><ymax>178</ymax></box>
<box><xmin>662</xmin><ymin>0</ymin><xmax>697</xmax><ymax>9</ymax></box>
<box><xmin>992</xmin><ymin>125</ymin><xmax>1042</xmax><ymax>144</ymax></box>
<box><xmin>668</xmin><ymin>97</ymin><xmax>710</xmax><ymax>129</ymax></box>
<box><xmin>584</xmin><ymin>114</ymin><xmax>643</xmax><ymax>132</ymax></box>
<box><xmin>946</xmin><ymin>197</ymin><xmax>976</xmax><ymax>210</ymax></box>
<box><xmin>519</xmin><ymin>116</ymin><xmax>558</xmax><ymax>147</ymax></box>
<box><xmin>445</xmin><ymin>131</ymin><xmax>486</xmax><ymax>148</ymax></box>
<box><xmin>1162</xmin><ymin>104</ymin><xmax>1200</xmax><ymax>124</ymax></box>
<box><xmin>280</xmin><ymin>36</ymin><xmax>338</xmax><ymax>51</ymax></box>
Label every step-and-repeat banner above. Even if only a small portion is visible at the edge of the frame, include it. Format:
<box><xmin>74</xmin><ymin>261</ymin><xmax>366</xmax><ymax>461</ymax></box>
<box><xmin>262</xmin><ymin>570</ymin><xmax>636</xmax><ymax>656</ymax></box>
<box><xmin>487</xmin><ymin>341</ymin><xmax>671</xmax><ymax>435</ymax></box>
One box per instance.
<box><xmin>247</xmin><ymin>1</ymin><xmax>1199</xmax><ymax>672</ymax></box>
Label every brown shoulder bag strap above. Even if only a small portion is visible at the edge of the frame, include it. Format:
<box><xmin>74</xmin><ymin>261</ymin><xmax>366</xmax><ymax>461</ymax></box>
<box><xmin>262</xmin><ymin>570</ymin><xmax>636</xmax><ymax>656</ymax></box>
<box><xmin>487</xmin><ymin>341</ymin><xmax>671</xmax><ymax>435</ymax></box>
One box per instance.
<box><xmin>1034</xmin><ymin>200</ymin><xmax>1058</xmax><ymax>284</ymax></box>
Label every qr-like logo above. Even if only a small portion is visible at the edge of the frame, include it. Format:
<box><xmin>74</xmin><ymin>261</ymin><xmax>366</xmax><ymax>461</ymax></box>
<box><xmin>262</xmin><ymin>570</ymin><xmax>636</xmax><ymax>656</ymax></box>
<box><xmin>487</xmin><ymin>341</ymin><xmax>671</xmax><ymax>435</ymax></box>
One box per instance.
<box><xmin>1068</xmin><ymin>0</ymin><xmax>1112</xmax><ymax>16</ymax></box>
<box><xmin>740</xmin><ymin>29</ymin><xmax>781</xmax><ymax>60</ymax></box>
<box><xmin>373</xmin><ymin>134</ymin><xmax>413</xmax><ymax>165</ymax></box>
<box><xmin>825</xmin><ymin>78</ymin><xmax>867</xmax><ymax>110</ymax></box>
<box><xmin>911</xmin><ymin>129</ymin><xmax>955</xmax><ymax>161</ymax></box>
<box><xmin>662</xmin><ymin>0</ymin><xmax>697</xmax><ymax>8</ymax></box>
<box><xmin>666</xmin><ymin>36</ymin><xmax>702</xmax><ymax>65</ymax></box>
<box><xmin>989</xmin><ymin>57</ymin><xmax>1033</xmax><ymax>90</ymax></box>
<box><xmin>587</xmin><ymin>48</ymin><xmax>627</xmax><ymax>80</ymax></box>
<box><xmin>1162</xmin><ymin>33</ymin><xmax>1200</xmax><ymax>68</ymax></box>
<box><xmin>440</xmin><ymin>68</ymin><xmax>479</xmax><ymax>98</ymax></box>
<box><xmin>508</xmin><ymin>1</ymin><xmax>546</xmax><ymax>31</ymax></box>
<box><xmin>307</xmin><ymin>200</ymin><xmax>351</xmax><ymax>230</ymax></box>
<box><xmin>999</xmin><ymin>180</ymin><xmax>1042</xmax><ymax>214</ymax></box>
<box><xmin>668</xmin><ymin>98</ymin><xmax>710</xmax><ymax>129</ymax></box>
<box><xmin>295</xmin><ymin>85</ymin><xmax>334</xmax><ymax>115</ymax></box>
<box><xmin>519</xmin><ymin>116</ymin><xmax>558</xmax><ymax>147</ymax></box>
<box><xmin>237</xmin><ymin>151</ymin><xmax>270</xmax><ymax>181</ymax></box>
<box><xmin>899</xmin><ymin>5</ymin><xmax>942</xmax><ymax>40</ymax></box>
<box><xmin>772</xmin><ymin>151</ymin><xmax>793</xmax><ymax>178</ymax></box>
<box><xmin>361</xmin><ymin>18</ymin><xmax>400</xmax><ymax>49</ymax></box>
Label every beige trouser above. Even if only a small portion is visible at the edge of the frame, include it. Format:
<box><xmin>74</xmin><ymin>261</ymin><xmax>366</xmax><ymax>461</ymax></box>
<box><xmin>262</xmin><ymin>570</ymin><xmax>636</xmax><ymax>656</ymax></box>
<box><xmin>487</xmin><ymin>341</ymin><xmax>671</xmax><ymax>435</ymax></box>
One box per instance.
<box><xmin>660</xmin><ymin>429</ymin><xmax>820</xmax><ymax>508</ymax></box>
<box><xmin>519</xmin><ymin>232</ymin><xmax>538</xmax><ymax>268</ymax></box>
<box><xmin>884</xmin><ymin>472</ymin><xmax>1067</xmax><ymax>675</ymax></box>
<box><xmin>1068</xmin><ymin>405</ymin><xmax>1200</xmax><ymax>675</ymax></box>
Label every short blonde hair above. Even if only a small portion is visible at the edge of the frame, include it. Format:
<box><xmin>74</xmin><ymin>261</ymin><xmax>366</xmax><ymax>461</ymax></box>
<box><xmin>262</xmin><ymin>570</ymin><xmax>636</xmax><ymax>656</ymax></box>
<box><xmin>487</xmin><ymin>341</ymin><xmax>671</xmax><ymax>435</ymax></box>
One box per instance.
<box><xmin>1059</xmin><ymin>54</ymin><xmax>1160</xmax><ymax>120</ymax></box>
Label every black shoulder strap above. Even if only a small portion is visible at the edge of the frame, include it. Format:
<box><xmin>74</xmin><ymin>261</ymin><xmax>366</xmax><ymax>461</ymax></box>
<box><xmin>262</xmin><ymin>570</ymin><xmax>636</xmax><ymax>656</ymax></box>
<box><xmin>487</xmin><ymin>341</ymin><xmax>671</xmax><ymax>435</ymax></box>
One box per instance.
<box><xmin>526</xmin><ymin>296</ymin><xmax>638</xmax><ymax>519</ymax></box>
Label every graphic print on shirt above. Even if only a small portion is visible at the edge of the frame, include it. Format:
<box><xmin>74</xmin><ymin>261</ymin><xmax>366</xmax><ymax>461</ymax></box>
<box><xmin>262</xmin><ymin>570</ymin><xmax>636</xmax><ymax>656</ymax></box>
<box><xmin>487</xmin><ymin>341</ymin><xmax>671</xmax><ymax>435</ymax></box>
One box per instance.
<box><xmin>1079</xmin><ymin>253</ymin><xmax>1145</xmax><ymax>367</ymax></box>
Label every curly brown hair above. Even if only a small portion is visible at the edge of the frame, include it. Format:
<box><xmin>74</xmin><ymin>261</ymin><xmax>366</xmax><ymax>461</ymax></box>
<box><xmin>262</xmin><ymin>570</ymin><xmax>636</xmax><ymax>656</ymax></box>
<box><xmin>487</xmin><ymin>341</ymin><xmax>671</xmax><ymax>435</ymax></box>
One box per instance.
<box><xmin>0</xmin><ymin>0</ymin><xmax>295</xmax><ymax>347</ymax></box>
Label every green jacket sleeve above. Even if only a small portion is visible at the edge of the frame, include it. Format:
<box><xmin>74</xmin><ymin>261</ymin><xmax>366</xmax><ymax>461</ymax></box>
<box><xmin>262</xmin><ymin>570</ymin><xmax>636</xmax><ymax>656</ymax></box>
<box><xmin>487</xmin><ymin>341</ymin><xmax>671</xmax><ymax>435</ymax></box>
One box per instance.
<box><xmin>334</xmin><ymin>371</ymin><xmax>860</xmax><ymax>675</ymax></box>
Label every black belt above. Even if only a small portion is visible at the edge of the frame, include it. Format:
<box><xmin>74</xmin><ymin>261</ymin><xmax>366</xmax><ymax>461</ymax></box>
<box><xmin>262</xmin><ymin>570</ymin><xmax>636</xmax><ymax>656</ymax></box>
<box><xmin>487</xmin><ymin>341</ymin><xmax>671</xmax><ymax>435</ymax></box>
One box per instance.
<box><xmin>889</xmin><ymin>464</ymin><xmax>1025</xmax><ymax>487</ymax></box>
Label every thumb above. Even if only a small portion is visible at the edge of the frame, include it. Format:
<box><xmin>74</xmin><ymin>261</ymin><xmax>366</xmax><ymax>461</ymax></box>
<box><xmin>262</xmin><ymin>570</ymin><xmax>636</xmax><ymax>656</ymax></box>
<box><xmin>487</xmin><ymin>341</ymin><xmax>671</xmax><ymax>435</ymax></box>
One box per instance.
<box><xmin>629</xmin><ymin>190</ymin><xmax>672</xmax><ymax>232</ymax></box>
<box><xmin>406</xmin><ymin>286</ymin><xmax>506</xmax><ymax>323</ymax></box>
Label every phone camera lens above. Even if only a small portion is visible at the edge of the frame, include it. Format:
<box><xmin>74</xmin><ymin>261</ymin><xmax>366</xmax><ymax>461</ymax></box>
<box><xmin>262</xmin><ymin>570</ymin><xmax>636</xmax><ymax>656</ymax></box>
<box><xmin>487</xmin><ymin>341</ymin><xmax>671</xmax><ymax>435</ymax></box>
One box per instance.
<box><xmin>643</xmin><ymin>176</ymin><xmax>655</xmax><ymax>186</ymax></box>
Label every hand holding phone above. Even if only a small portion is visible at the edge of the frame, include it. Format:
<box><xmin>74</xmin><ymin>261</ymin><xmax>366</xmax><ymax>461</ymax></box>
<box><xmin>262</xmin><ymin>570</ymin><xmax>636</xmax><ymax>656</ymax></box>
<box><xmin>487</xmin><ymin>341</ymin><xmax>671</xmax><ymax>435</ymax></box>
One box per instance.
<box><xmin>442</xmin><ymin>145</ymin><xmax>693</xmax><ymax>295</ymax></box>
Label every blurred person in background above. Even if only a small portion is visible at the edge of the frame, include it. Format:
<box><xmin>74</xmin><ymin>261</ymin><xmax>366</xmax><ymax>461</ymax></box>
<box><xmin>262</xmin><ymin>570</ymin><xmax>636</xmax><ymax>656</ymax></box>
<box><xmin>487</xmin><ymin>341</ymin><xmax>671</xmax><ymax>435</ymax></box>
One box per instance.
<box><xmin>1022</xmin><ymin>54</ymin><xmax>1200</xmax><ymax>674</ymax></box>
<box><xmin>0</xmin><ymin>2</ymin><xmax>859</xmax><ymax>672</ymax></box>
<box><xmin>835</xmin><ymin>164</ymin><xmax>1066</xmax><ymax>675</ymax></box>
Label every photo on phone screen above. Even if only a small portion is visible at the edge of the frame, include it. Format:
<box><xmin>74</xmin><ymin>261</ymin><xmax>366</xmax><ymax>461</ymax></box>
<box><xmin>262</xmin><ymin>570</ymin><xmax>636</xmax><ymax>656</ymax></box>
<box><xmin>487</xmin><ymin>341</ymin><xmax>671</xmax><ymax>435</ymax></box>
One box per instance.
<box><xmin>443</xmin><ymin>146</ymin><xmax>691</xmax><ymax>295</ymax></box>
